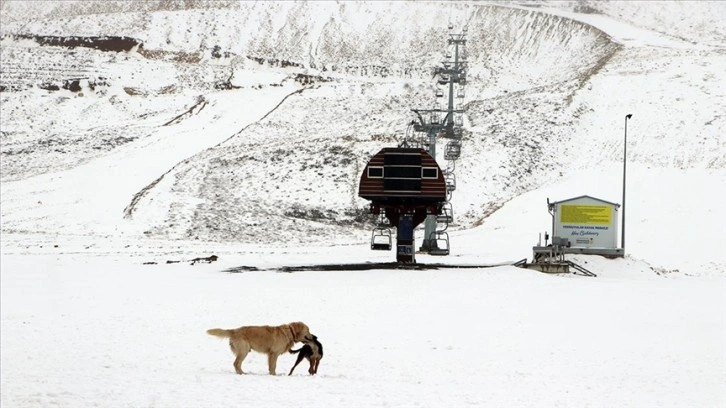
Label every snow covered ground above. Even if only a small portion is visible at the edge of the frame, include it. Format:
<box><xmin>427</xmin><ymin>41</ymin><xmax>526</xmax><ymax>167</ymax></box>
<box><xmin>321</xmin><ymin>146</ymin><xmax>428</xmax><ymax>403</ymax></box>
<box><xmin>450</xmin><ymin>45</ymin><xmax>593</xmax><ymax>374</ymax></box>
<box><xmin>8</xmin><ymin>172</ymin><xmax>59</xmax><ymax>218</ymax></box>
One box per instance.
<box><xmin>1</xmin><ymin>1</ymin><xmax>725</xmax><ymax>407</ymax></box>
<box><xmin>1</xmin><ymin>238</ymin><xmax>724</xmax><ymax>407</ymax></box>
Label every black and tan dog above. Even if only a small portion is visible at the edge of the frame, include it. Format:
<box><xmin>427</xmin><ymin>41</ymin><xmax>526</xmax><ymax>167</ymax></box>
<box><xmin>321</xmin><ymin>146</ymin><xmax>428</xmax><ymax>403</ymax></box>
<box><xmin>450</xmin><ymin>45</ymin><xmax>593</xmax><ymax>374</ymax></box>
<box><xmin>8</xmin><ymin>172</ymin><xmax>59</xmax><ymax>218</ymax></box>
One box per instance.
<box><xmin>288</xmin><ymin>334</ymin><xmax>323</xmax><ymax>375</ymax></box>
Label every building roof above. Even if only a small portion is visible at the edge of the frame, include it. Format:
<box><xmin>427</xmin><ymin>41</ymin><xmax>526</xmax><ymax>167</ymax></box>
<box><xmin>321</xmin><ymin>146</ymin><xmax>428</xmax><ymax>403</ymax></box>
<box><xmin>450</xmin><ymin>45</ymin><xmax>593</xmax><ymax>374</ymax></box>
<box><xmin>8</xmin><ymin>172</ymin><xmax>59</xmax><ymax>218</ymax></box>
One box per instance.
<box><xmin>550</xmin><ymin>195</ymin><xmax>620</xmax><ymax>208</ymax></box>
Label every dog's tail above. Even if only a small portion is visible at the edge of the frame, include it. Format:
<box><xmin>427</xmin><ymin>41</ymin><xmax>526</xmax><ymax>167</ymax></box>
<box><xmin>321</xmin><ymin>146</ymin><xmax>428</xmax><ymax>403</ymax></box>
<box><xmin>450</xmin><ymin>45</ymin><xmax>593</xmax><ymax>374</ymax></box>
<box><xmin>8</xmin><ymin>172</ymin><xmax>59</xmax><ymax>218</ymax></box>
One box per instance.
<box><xmin>289</xmin><ymin>348</ymin><xmax>303</xmax><ymax>354</ymax></box>
<box><xmin>207</xmin><ymin>328</ymin><xmax>232</xmax><ymax>338</ymax></box>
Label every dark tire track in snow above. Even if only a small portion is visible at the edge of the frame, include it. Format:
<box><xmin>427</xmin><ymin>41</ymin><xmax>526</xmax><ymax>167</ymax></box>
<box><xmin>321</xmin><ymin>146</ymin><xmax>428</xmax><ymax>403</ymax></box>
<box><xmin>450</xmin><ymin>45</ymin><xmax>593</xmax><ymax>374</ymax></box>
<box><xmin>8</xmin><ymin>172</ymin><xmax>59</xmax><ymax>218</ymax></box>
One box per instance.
<box><xmin>123</xmin><ymin>86</ymin><xmax>309</xmax><ymax>219</ymax></box>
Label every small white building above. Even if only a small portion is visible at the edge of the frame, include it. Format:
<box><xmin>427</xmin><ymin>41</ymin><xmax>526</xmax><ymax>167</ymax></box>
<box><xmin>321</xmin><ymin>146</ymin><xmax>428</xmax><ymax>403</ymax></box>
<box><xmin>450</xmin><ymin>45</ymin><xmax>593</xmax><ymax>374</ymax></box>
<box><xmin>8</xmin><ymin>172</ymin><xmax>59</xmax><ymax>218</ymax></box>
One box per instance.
<box><xmin>548</xmin><ymin>195</ymin><xmax>620</xmax><ymax>250</ymax></box>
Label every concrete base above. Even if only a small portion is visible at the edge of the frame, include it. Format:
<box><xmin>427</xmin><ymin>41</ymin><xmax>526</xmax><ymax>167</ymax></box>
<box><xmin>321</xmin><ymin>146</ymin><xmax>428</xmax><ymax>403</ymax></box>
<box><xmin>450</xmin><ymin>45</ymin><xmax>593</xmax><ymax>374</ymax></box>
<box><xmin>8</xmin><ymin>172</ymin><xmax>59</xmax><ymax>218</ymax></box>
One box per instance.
<box><xmin>532</xmin><ymin>246</ymin><xmax>624</xmax><ymax>258</ymax></box>
<box><xmin>418</xmin><ymin>238</ymin><xmax>437</xmax><ymax>252</ymax></box>
<box><xmin>519</xmin><ymin>262</ymin><xmax>570</xmax><ymax>274</ymax></box>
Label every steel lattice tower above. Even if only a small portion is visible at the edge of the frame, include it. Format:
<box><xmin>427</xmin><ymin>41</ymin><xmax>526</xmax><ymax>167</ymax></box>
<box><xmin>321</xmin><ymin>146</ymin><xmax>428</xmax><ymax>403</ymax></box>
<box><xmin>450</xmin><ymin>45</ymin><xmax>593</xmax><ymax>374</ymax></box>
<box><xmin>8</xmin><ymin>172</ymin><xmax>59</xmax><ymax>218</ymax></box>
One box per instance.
<box><xmin>412</xmin><ymin>27</ymin><xmax>467</xmax><ymax>254</ymax></box>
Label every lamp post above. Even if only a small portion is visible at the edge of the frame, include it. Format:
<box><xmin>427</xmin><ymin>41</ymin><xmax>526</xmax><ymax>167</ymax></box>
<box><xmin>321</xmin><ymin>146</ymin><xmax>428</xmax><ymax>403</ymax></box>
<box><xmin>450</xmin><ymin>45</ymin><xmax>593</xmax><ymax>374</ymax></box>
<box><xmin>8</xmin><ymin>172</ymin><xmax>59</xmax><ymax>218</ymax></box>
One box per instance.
<box><xmin>622</xmin><ymin>114</ymin><xmax>632</xmax><ymax>252</ymax></box>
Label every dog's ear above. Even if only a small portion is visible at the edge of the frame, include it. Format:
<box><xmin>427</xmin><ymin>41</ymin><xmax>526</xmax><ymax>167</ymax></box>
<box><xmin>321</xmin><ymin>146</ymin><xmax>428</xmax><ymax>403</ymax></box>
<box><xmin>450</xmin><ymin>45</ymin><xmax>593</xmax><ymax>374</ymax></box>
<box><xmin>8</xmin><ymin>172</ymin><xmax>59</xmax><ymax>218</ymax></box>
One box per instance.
<box><xmin>289</xmin><ymin>322</ymin><xmax>310</xmax><ymax>341</ymax></box>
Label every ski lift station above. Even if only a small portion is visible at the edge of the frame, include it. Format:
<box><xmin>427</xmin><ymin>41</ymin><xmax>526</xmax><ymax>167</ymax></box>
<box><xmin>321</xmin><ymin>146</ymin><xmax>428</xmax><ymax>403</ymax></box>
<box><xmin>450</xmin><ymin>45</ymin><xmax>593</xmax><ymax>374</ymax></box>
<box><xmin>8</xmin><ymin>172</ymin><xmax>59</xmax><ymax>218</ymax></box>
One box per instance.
<box><xmin>358</xmin><ymin>147</ymin><xmax>447</xmax><ymax>263</ymax></box>
<box><xmin>538</xmin><ymin>195</ymin><xmax>623</xmax><ymax>258</ymax></box>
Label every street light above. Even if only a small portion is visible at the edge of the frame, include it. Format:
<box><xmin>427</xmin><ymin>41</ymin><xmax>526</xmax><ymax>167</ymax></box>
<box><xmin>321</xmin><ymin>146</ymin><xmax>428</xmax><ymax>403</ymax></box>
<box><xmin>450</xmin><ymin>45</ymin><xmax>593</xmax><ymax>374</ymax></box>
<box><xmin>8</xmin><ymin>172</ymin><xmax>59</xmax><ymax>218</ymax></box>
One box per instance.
<box><xmin>622</xmin><ymin>114</ymin><xmax>632</xmax><ymax>253</ymax></box>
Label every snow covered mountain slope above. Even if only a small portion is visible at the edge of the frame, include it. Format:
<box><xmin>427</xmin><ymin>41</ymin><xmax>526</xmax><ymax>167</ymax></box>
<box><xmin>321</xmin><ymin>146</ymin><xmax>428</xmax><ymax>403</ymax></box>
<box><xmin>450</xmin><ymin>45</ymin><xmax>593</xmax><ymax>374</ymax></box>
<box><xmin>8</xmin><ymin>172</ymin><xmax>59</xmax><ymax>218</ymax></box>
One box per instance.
<box><xmin>1</xmin><ymin>1</ymin><xmax>725</xmax><ymax>272</ymax></box>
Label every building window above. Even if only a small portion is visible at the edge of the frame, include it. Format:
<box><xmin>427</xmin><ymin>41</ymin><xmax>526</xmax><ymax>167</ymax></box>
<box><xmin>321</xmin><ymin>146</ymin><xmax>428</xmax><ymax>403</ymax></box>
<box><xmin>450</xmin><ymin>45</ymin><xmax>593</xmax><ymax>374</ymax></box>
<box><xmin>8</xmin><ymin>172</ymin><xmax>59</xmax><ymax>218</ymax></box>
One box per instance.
<box><xmin>368</xmin><ymin>166</ymin><xmax>383</xmax><ymax>178</ymax></box>
<box><xmin>422</xmin><ymin>167</ymin><xmax>438</xmax><ymax>179</ymax></box>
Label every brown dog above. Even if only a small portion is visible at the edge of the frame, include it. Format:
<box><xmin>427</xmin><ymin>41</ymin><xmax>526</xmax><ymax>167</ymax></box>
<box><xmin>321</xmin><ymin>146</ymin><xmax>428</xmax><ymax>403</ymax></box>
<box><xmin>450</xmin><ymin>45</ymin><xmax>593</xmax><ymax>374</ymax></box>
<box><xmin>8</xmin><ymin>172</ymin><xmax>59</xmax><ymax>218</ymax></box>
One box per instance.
<box><xmin>207</xmin><ymin>321</ymin><xmax>312</xmax><ymax>375</ymax></box>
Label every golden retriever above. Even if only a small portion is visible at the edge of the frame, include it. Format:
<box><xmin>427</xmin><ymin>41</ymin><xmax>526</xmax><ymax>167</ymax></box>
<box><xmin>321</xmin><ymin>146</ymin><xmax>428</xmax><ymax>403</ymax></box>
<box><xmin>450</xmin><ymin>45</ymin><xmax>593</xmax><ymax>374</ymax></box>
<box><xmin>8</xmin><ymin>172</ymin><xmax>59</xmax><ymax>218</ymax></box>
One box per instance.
<box><xmin>207</xmin><ymin>321</ymin><xmax>312</xmax><ymax>375</ymax></box>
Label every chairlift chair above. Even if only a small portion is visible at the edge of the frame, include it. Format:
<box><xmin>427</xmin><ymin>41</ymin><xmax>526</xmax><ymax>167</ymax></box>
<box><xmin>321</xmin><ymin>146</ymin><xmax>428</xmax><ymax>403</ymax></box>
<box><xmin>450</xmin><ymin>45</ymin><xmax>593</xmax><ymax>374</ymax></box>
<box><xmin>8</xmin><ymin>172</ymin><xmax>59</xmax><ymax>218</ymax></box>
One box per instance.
<box><xmin>452</xmin><ymin>127</ymin><xmax>463</xmax><ymax>140</ymax></box>
<box><xmin>371</xmin><ymin>225</ymin><xmax>392</xmax><ymax>251</ymax></box>
<box><xmin>428</xmin><ymin>231</ymin><xmax>450</xmax><ymax>256</ymax></box>
<box><xmin>437</xmin><ymin>202</ymin><xmax>454</xmax><ymax>225</ymax></box>
<box><xmin>445</xmin><ymin>173</ymin><xmax>456</xmax><ymax>192</ymax></box>
<box><xmin>445</xmin><ymin>160</ymin><xmax>456</xmax><ymax>174</ymax></box>
<box><xmin>444</xmin><ymin>140</ymin><xmax>461</xmax><ymax>160</ymax></box>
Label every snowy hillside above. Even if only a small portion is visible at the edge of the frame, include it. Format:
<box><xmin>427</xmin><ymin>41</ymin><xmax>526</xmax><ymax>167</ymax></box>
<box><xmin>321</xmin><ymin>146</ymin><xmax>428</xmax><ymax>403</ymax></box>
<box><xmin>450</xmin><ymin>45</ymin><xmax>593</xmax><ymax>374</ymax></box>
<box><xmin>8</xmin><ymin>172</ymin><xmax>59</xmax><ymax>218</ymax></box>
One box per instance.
<box><xmin>2</xmin><ymin>1</ymin><xmax>725</xmax><ymax>260</ymax></box>
<box><xmin>1</xmin><ymin>1</ymin><xmax>725</xmax><ymax>407</ymax></box>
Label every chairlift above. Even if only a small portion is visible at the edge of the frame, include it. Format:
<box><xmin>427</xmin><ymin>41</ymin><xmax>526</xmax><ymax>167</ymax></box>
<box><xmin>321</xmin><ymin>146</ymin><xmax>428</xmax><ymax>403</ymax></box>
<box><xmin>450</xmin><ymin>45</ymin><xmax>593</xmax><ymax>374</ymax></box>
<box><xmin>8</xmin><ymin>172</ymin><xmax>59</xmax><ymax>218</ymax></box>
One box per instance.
<box><xmin>457</xmin><ymin>88</ymin><xmax>465</xmax><ymax>98</ymax></box>
<box><xmin>435</xmin><ymin>88</ymin><xmax>444</xmax><ymax>98</ymax></box>
<box><xmin>442</xmin><ymin>122</ymin><xmax>461</xmax><ymax>139</ymax></box>
<box><xmin>445</xmin><ymin>173</ymin><xmax>456</xmax><ymax>192</ymax></box>
<box><xmin>437</xmin><ymin>202</ymin><xmax>454</xmax><ymax>225</ymax></box>
<box><xmin>445</xmin><ymin>160</ymin><xmax>456</xmax><ymax>174</ymax></box>
<box><xmin>444</xmin><ymin>140</ymin><xmax>461</xmax><ymax>160</ymax></box>
<box><xmin>428</xmin><ymin>231</ymin><xmax>450</xmax><ymax>256</ymax></box>
<box><xmin>371</xmin><ymin>225</ymin><xmax>392</xmax><ymax>251</ymax></box>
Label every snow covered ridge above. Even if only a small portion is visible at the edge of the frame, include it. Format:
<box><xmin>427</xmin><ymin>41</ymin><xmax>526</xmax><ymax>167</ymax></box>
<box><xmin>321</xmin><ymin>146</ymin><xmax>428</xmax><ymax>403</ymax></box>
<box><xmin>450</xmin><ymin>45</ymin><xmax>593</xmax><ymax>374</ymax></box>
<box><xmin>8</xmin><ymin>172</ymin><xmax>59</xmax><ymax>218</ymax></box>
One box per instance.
<box><xmin>2</xmin><ymin>0</ymin><xmax>723</xmax><ymax>48</ymax></box>
<box><xmin>1</xmin><ymin>2</ymin><xmax>615</xmax><ymax>84</ymax></box>
<box><xmin>1</xmin><ymin>2</ymin><xmax>723</xmax><ymax>86</ymax></box>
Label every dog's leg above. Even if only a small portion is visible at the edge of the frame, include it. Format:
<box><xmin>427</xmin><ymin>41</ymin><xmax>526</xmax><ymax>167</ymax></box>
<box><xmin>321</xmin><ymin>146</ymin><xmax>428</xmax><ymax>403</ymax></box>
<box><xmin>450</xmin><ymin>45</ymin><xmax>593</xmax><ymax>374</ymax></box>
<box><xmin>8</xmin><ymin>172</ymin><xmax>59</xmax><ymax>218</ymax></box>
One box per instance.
<box><xmin>313</xmin><ymin>357</ymin><xmax>320</xmax><ymax>375</ymax></box>
<box><xmin>309</xmin><ymin>357</ymin><xmax>318</xmax><ymax>375</ymax></box>
<box><xmin>289</xmin><ymin>353</ymin><xmax>305</xmax><ymax>376</ymax></box>
<box><xmin>267</xmin><ymin>353</ymin><xmax>279</xmax><ymax>375</ymax></box>
<box><xmin>233</xmin><ymin>348</ymin><xmax>249</xmax><ymax>375</ymax></box>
